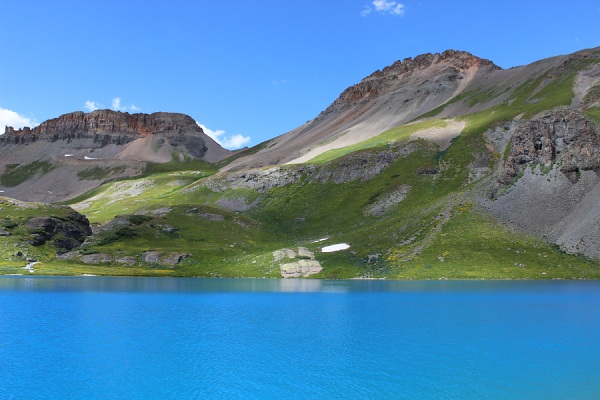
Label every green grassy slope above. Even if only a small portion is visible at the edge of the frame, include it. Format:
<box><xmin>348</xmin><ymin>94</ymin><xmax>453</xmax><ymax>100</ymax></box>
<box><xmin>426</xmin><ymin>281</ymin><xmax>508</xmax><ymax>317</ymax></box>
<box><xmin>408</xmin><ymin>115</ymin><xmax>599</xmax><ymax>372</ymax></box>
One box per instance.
<box><xmin>8</xmin><ymin>122</ymin><xmax>595</xmax><ymax>279</ymax></box>
<box><xmin>3</xmin><ymin>132</ymin><xmax>599</xmax><ymax>278</ymax></box>
<box><xmin>2</xmin><ymin>54</ymin><xmax>600</xmax><ymax>278</ymax></box>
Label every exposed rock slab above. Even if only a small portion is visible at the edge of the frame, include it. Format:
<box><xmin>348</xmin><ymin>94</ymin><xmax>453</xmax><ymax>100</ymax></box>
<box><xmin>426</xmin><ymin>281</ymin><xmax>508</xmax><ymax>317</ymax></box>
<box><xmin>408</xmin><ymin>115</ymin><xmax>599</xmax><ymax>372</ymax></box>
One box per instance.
<box><xmin>280</xmin><ymin>260</ymin><xmax>323</xmax><ymax>278</ymax></box>
<box><xmin>273</xmin><ymin>247</ymin><xmax>322</xmax><ymax>277</ymax></box>
<box><xmin>143</xmin><ymin>251</ymin><xmax>190</xmax><ymax>267</ymax></box>
<box><xmin>409</xmin><ymin>120</ymin><xmax>465</xmax><ymax>151</ymax></box>
<box><xmin>364</xmin><ymin>185</ymin><xmax>411</xmax><ymax>216</ymax></box>
<box><xmin>80</xmin><ymin>253</ymin><xmax>113</xmax><ymax>264</ymax></box>
<box><xmin>273</xmin><ymin>248</ymin><xmax>298</xmax><ymax>262</ymax></box>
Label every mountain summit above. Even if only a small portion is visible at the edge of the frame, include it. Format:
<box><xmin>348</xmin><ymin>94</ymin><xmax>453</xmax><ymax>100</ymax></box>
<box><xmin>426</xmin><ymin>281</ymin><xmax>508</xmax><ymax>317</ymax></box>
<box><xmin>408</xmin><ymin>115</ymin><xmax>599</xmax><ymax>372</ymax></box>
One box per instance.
<box><xmin>224</xmin><ymin>50</ymin><xmax>500</xmax><ymax>170</ymax></box>
<box><xmin>224</xmin><ymin>48</ymin><xmax>599</xmax><ymax>170</ymax></box>
<box><xmin>325</xmin><ymin>50</ymin><xmax>499</xmax><ymax>113</ymax></box>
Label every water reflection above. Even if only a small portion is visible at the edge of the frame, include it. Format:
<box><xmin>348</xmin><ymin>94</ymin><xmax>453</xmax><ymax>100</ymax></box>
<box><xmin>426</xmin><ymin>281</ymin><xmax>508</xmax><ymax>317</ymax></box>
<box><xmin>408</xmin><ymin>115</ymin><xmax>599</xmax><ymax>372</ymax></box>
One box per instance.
<box><xmin>1</xmin><ymin>276</ymin><xmax>599</xmax><ymax>294</ymax></box>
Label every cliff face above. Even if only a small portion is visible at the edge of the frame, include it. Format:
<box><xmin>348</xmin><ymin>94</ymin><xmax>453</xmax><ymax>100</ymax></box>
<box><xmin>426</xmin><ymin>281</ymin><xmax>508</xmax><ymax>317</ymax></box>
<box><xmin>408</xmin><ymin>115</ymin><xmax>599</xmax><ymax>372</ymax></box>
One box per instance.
<box><xmin>499</xmin><ymin>110</ymin><xmax>600</xmax><ymax>185</ymax></box>
<box><xmin>1</xmin><ymin>110</ymin><xmax>217</xmax><ymax>159</ymax></box>
<box><xmin>4</xmin><ymin>110</ymin><xmax>204</xmax><ymax>136</ymax></box>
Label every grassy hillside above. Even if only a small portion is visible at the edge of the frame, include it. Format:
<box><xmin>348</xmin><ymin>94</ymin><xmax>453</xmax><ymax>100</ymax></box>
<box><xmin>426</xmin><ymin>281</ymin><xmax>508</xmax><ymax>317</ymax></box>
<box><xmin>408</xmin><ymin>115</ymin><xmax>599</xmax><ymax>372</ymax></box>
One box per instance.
<box><xmin>2</xmin><ymin>52</ymin><xmax>600</xmax><ymax>279</ymax></box>
<box><xmin>3</xmin><ymin>122</ymin><xmax>598</xmax><ymax>279</ymax></box>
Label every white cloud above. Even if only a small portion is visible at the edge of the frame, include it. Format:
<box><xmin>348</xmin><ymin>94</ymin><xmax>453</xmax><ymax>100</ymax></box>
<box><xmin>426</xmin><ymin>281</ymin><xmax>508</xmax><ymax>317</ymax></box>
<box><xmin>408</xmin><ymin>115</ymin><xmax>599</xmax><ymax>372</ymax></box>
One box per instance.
<box><xmin>111</xmin><ymin>97</ymin><xmax>121</xmax><ymax>110</ymax></box>
<box><xmin>198</xmin><ymin>124</ymin><xmax>226</xmax><ymax>141</ymax></box>
<box><xmin>111</xmin><ymin>97</ymin><xmax>140</xmax><ymax>112</ymax></box>
<box><xmin>197</xmin><ymin>123</ymin><xmax>251</xmax><ymax>150</ymax></box>
<box><xmin>85</xmin><ymin>101</ymin><xmax>100</xmax><ymax>111</ymax></box>
<box><xmin>362</xmin><ymin>0</ymin><xmax>405</xmax><ymax>16</ymax></box>
<box><xmin>222</xmin><ymin>134</ymin><xmax>251</xmax><ymax>149</ymax></box>
<box><xmin>360</xmin><ymin>6</ymin><xmax>372</xmax><ymax>17</ymax></box>
<box><xmin>0</xmin><ymin>107</ymin><xmax>39</xmax><ymax>133</ymax></box>
<box><xmin>82</xmin><ymin>97</ymin><xmax>140</xmax><ymax>112</ymax></box>
<box><xmin>373</xmin><ymin>0</ymin><xmax>404</xmax><ymax>14</ymax></box>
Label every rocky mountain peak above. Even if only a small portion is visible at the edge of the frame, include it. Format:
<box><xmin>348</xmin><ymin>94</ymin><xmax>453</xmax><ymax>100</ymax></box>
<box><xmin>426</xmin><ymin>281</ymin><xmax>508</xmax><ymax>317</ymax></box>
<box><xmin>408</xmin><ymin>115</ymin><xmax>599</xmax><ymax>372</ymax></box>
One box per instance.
<box><xmin>323</xmin><ymin>50</ymin><xmax>500</xmax><ymax>113</ymax></box>
<box><xmin>363</xmin><ymin>50</ymin><xmax>499</xmax><ymax>82</ymax></box>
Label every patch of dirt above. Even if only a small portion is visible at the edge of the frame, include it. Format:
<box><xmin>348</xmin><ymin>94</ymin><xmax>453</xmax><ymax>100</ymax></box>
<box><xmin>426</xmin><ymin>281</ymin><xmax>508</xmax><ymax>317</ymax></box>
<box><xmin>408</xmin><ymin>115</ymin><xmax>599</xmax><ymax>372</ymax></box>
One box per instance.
<box><xmin>408</xmin><ymin>119</ymin><xmax>465</xmax><ymax>151</ymax></box>
<box><xmin>572</xmin><ymin>65</ymin><xmax>600</xmax><ymax>110</ymax></box>
<box><xmin>73</xmin><ymin>180</ymin><xmax>155</xmax><ymax>211</ymax></box>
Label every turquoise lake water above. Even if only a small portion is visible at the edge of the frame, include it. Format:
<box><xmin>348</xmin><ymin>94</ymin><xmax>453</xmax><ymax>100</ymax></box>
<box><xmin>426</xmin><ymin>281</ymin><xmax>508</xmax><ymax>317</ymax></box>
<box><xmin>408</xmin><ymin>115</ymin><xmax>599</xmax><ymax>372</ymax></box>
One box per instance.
<box><xmin>1</xmin><ymin>277</ymin><xmax>600</xmax><ymax>399</ymax></box>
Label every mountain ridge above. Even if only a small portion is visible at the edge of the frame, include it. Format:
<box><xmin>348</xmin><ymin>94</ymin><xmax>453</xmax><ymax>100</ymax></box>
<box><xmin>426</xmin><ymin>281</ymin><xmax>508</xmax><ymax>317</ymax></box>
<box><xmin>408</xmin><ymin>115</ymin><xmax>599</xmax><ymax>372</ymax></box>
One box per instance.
<box><xmin>2</xmin><ymin>109</ymin><xmax>230</xmax><ymax>161</ymax></box>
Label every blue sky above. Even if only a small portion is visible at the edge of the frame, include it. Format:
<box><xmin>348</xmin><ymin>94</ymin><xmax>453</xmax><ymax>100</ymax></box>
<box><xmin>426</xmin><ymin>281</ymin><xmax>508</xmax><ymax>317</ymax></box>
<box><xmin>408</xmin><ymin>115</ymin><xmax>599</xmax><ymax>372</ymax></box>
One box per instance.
<box><xmin>1</xmin><ymin>0</ymin><xmax>599</xmax><ymax>149</ymax></box>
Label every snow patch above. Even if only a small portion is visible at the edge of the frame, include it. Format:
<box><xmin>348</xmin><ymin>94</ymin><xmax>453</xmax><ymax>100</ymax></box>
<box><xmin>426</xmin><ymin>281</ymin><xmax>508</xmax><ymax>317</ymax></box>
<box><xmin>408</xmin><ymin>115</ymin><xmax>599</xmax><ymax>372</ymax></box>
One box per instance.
<box><xmin>23</xmin><ymin>261</ymin><xmax>39</xmax><ymax>273</ymax></box>
<box><xmin>84</xmin><ymin>156</ymin><xmax>99</xmax><ymax>160</ymax></box>
<box><xmin>321</xmin><ymin>243</ymin><xmax>350</xmax><ymax>253</ymax></box>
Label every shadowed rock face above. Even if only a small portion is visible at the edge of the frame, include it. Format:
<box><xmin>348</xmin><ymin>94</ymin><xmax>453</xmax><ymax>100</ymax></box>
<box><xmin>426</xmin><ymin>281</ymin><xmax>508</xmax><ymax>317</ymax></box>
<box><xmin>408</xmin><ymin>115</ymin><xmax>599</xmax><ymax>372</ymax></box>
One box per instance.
<box><xmin>25</xmin><ymin>211</ymin><xmax>91</xmax><ymax>254</ymax></box>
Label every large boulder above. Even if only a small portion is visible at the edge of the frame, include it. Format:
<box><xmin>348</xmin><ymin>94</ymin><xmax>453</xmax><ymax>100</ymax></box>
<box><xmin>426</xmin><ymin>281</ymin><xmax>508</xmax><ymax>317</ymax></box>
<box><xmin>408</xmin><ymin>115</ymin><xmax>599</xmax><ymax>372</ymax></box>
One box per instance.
<box><xmin>25</xmin><ymin>211</ymin><xmax>91</xmax><ymax>253</ymax></box>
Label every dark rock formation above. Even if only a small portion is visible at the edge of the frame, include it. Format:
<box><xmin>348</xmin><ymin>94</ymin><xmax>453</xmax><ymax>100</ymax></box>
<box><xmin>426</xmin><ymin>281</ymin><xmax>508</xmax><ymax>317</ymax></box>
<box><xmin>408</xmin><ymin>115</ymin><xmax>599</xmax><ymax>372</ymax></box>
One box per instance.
<box><xmin>25</xmin><ymin>211</ymin><xmax>92</xmax><ymax>253</ymax></box>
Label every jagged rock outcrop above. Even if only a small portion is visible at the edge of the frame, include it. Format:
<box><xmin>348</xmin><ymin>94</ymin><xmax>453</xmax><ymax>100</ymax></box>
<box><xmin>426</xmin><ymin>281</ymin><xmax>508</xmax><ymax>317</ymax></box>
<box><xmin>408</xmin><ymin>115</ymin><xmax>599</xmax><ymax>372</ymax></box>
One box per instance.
<box><xmin>498</xmin><ymin>109</ymin><xmax>600</xmax><ymax>186</ymax></box>
<box><xmin>483</xmin><ymin>107</ymin><xmax>600</xmax><ymax>259</ymax></box>
<box><xmin>25</xmin><ymin>211</ymin><xmax>91</xmax><ymax>253</ymax></box>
